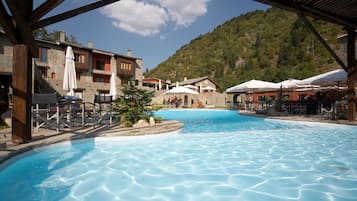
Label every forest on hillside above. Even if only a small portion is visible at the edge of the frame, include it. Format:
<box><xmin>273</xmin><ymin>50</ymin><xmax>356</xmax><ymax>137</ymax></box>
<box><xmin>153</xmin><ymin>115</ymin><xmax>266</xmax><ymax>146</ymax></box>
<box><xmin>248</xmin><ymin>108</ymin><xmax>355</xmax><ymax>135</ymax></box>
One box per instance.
<box><xmin>146</xmin><ymin>7</ymin><xmax>343</xmax><ymax>90</ymax></box>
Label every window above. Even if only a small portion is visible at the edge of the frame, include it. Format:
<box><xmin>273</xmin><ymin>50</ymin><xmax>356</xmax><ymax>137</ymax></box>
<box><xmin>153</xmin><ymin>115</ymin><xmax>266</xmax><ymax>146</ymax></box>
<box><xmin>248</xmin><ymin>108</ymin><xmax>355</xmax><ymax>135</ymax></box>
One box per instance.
<box><xmin>74</xmin><ymin>54</ymin><xmax>85</xmax><ymax>63</ymax></box>
<box><xmin>120</xmin><ymin>62</ymin><xmax>132</xmax><ymax>70</ymax></box>
<box><xmin>95</xmin><ymin>60</ymin><xmax>105</xmax><ymax>70</ymax></box>
<box><xmin>40</xmin><ymin>48</ymin><xmax>48</xmax><ymax>62</ymax></box>
<box><xmin>38</xmin><ymin>67</ymin><xmax>48</xmax><ymax>78</ymax></box>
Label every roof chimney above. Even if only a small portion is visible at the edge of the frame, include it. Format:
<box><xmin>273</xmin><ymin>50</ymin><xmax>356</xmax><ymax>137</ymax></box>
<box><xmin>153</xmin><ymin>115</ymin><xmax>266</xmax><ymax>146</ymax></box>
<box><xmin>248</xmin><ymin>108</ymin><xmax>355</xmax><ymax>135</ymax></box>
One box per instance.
<box><xmin>127</xmin><ymin>49</ymin><xmax>132</xmax><ymax>57</ymax></box>
<box><xmin>59</xmin><ymin>30</ymin><xmax>65</xmax><ymax>42</ymax></box>
<box><xmin>87</xmin><ymin>41</ymin><xmax>93</xmax><ymax>48</ymax></box>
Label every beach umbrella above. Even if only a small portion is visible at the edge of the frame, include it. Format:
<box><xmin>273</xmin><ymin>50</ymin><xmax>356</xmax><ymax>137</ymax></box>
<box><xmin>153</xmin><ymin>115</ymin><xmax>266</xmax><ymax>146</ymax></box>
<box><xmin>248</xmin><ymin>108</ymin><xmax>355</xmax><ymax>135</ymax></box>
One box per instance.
<box><xmin>109</xmin><ymin>72</ymin><xmax>117</xmax><ymax>100</ymax></box>
<box><xmin>226</xmin><ymin>79</ymin><xmax>279</xmax><ymax>93</ymax></box>
<box><xmin>63</xmin><ymin>46</ymin><xmax>77</xmax><ymax>96</ymax></box>
<box><xmin>164</xmin><ymin>86</ymin><xmax>199</xmax><ymax>95</ymax></box>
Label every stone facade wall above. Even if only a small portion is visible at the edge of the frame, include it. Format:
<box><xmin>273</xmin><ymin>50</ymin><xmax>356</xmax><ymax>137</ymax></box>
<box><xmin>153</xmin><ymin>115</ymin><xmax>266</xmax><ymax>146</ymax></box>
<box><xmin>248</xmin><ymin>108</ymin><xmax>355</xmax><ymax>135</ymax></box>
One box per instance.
<box><xmin>0</xmin><ymin>36</ymin><xmax>13</xmax><ymax>74</ymax></box>
<box><xmin>135</xmin><ymin>58</ymin><xmax>143</xmax><ymax>87</ymax></box>
<box><xmin>151</xmin><ymin>90</ymin><xmax>227</xmax><ymax>108</ymax></box>
<box><xmin>196</xmin><ymin>79</ymin><xmax>217</xmax><ymax>89</ymax></box>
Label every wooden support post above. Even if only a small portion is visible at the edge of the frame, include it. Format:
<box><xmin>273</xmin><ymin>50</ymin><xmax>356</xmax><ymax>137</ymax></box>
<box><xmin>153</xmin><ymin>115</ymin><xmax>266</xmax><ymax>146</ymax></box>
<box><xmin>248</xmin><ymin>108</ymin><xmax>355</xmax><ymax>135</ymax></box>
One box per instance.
<box><xmin>347</xmin><ymin>29</ymin><xmax>356</xmax><ymax>121</ymax></box>
<box><xmin>12</xmin><ymin>44</ymin><xmax>32</xmax><ymax>143</ymax></box>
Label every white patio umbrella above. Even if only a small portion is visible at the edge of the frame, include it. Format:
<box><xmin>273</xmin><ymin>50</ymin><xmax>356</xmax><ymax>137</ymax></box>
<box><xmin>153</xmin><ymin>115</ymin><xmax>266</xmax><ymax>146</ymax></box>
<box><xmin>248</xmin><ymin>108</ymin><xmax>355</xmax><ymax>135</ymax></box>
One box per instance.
<box><xmin>109</xmin><ymin>72</ymin><xmax>117</xmax><ymax>100</ymax></box>
<box><xmin>310</xmin><ymin>69</ymin><xmax>347</xmax><ymax>85</ymax></box>
<box><xmin>63</xmin><ymin>46</ymin><xmax>77</xmax><ymax>96</ymax></box>
<box><xmin>276</xmin><ymin>79</ymin><xmax>301</xmax><ymax>89</ymax></box>
<box><xmin>183</xmin><ymin>84</ymin><xmax>198</xmax><ymax>90</ymax></box>
<box><xmin>226</xmin><ymin>79</ymin><xmax>279</xmax><ymax>93</ymax></box>
<box><xmin>164</xmin><ymin>86</ymin><xmax>199</xmax><ymax>95</ymax></box>
<box><xmin>298</xmin><ymin>69</ymin><xmax>347</xmax><ymax>86</ymax></box>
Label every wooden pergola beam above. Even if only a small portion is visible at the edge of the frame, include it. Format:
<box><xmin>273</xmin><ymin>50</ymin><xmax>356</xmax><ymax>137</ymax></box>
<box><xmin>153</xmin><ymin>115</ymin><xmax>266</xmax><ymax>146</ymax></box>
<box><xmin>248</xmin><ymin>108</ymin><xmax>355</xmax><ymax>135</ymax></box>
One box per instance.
<box><xmin>30</xmin><ymin>0</ymin><xmax>64</xmax><ymax>25</ymax></box>
<box><xmin>0</xmin><ymin>1</ymin><xmax>19</xmax><ymax>44</ymax></box>
<box><xmin>298</xmin><ymin>14</ymin><xmax>347</xmax><ymax>71</ymax></box>
<box><xmin>32</xmin><ymin>0</ymin><xmax>120</xmax><ymax>29</ymax></box>
<box><xmin>5</xmin><ymin>0</ymin><xmax>38</xmax><ymax>57</ymax></box>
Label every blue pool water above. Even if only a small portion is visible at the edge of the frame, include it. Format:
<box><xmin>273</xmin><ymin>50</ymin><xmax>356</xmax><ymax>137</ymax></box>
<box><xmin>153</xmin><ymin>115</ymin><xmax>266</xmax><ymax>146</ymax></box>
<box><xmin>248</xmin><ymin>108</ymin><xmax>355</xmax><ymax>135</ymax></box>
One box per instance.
<box><xmin>154</xmin><ymin>109</ymin><xmax>308</xmax><ymax>133</ymax></box>
<box><xmin>1</xmin><ymin>109</ymin><xmax>357</xmax><ymax>201</ymax></box>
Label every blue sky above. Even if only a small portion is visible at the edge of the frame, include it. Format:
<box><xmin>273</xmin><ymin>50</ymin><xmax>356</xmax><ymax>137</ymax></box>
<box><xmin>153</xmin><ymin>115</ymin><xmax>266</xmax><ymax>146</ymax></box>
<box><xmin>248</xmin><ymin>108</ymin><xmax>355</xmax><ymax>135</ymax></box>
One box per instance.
<box><xmin>41</xmin><ymin>0</ymin><xmax>269</xmax><ymax>70</ymax></box>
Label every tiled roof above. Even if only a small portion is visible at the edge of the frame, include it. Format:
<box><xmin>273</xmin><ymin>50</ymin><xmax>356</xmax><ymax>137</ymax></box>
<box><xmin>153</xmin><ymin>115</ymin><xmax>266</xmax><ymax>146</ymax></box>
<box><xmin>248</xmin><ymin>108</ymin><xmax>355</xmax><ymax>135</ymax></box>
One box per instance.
<box><xmin>179</xmin><ymin>76</ymin><xmax>209</xmax><ymax>85</ymax></box>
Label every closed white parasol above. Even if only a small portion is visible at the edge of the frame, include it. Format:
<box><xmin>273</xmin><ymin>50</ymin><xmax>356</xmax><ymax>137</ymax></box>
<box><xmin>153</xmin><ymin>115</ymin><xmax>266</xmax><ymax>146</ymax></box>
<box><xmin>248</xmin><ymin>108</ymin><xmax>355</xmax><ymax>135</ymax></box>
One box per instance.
<box><xmin>109</xmin><ymin>72</ymin><xmax>117</xmax><ymax>100</ymax></box>
<box><xmin>63</xmin><ymin>46</ymin><xmax>77</xmax><ymax>96</ymax></box>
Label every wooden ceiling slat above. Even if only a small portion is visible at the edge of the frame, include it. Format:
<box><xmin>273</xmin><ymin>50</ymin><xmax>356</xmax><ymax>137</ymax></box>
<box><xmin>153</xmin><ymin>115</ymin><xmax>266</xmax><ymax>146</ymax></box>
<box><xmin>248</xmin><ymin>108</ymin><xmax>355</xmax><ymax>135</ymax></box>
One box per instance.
<box><xmin>254</xmin><ymin>0</ymin><xmax>357</xmax><ymax>29</ymax></box>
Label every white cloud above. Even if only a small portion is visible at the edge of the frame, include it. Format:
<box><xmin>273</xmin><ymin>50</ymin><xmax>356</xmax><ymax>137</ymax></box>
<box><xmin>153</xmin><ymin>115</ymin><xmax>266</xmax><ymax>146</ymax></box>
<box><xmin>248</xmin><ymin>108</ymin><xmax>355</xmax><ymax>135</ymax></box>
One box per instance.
<box><xmin>102</xmin><ymin>0</ymin><xmax>210</xmax><ymax>37</ymax></box>
<box><xmin>102</xmin><ymin>0</ymin><xmax>168</xmax><ymax>36</ymax></box>
<box><xmin>153</xmin><ymin>0</ymin><xmax>210</xmax><ymax>27</ymax></box>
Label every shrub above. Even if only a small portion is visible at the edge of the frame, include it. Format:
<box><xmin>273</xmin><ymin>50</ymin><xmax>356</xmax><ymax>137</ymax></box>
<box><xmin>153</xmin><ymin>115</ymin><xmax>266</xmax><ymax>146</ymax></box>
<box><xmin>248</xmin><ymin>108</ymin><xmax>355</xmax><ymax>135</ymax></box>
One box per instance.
<box><xmin>114</xmin><ymin>84</ymin><xmax>154</xmax><ymax>126</ymax></box>
<box><xmin>154</xmin><ymin>116</ymin><xmax>163</xmax><ymax>123</ymax></box>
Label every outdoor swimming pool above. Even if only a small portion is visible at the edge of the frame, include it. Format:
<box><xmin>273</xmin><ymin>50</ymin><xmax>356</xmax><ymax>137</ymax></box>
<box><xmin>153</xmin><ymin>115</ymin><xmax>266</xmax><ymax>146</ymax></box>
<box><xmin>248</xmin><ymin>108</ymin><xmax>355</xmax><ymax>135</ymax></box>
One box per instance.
<box><xmin>1</xmin><ymin>109</ymin><xmax>357</xmax><ymax>201</ymax></box>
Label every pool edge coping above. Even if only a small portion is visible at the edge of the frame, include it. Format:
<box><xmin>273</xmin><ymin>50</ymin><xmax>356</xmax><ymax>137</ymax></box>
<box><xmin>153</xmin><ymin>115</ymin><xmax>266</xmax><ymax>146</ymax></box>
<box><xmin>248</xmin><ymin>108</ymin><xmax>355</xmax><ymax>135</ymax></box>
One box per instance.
<box><xmin>0</xmin><ymin>120</ymin><xmax>184</xmax><ymax>166</ymax></box>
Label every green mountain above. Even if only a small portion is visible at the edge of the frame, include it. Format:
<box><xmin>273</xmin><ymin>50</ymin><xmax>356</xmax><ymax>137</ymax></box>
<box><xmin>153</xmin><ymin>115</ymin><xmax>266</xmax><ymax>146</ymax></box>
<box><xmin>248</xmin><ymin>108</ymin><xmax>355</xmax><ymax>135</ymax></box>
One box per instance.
<box><xmin>146</xmin><ymin>7</ymin><xmax>343</xmax><ymax>90</ymax></box>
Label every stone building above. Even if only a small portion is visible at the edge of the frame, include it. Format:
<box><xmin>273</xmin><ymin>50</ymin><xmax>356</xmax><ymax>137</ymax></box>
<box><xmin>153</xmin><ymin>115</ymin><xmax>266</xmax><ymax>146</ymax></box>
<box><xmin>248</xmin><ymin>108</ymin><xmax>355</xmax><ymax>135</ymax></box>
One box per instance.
<box><xmin>0</xmin><ymin>30</ymin><xmax>143</xmax><ymax>107</ymax></box>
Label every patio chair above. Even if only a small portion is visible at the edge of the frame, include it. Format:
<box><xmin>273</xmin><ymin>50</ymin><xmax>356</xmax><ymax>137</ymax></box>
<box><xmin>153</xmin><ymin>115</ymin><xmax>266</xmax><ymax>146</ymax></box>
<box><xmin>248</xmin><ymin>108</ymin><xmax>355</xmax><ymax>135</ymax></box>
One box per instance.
<box><xmin>32</xmin><ymin>93</ymin><xmax>59</xmax><ymax>132</ymax></box>
<box><xmin>320</xmin><ymin>105</ymin><xmax>334</xmax><ymax>119</ymax></box>
<box><xmin>83</xmin><ymin>95</ymin><xmax>114</xmax><ymax>127</ymax></box>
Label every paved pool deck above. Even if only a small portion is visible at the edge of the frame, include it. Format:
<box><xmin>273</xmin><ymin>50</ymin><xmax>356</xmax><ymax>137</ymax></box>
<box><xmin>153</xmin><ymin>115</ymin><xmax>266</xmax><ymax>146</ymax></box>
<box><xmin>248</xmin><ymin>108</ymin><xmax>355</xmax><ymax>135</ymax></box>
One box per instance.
<box><xmin>0</xmin><ymin>120</ymin><xmax>183</xmax><ymax>165</ymax></box>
